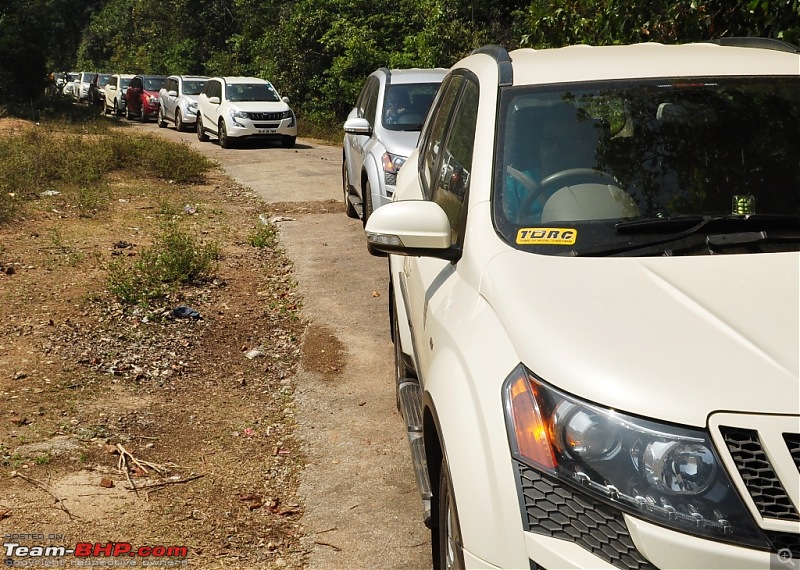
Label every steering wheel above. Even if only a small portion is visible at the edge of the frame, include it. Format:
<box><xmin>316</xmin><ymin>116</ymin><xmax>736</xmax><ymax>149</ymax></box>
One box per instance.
<box><xmin>517</xmin><ymin>167</ymin><xmax>619</xmax><ymax>219</ymax></box>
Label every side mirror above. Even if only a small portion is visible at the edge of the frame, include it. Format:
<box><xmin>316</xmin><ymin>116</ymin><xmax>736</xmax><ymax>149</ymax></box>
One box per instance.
<box><xmin>364</xmin><ymin>200</ymin><xmax>460</xmax><ymax>261</ymax></box>
<box><xmin>344</xmin><ymin>117</ymin><xmax>371</xmax><ymax>135</ymax></box>
<box><xmin>209</xmin><ymin>96</ymin><xmax>221</xmax><ymax>105</ymax></box>
<box><xmin>168</xmin><ymin>90</ymin><xmax>178</xmax><ymax>97</ymax></box>
<box><xmin>282</xmin><ymin>96</ymin><xmax>290</xmax><ymax>104</ymax></box>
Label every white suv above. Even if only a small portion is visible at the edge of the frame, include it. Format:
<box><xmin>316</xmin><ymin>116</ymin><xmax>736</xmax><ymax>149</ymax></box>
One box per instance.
<box><xmin>103</xmin><ymin>74</ymin><xmax>134</xmax><ymax>116</ymax></box>
<box><xmin>196</xmin><ymin>76</ymin><xmax>297</xmax><ymax>149</ymax></box>
<box><xmin>158</xmin><ymin>75</ymin><xmax>208</xmax><ymax>132</ymax></box>
<box><xmin>366</xmin><ymin>39</ymin><xmax>800</xmax><ymax>569</ymax></box>
<box><xmin>342</xmin><ymin>67</ymin><xmax>447</xmax><ymax>224</ymax></box>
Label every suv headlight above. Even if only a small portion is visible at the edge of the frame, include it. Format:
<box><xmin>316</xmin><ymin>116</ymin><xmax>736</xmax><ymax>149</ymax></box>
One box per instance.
<box><xmin>502</xmin><ymin>365</ymin><xmax>767</xmax><ymax>548</ymax></box>
<box><xmin>229</xmin><ymin>109</ymin><xmax>249</xmax><ymax>126</ymax></box>
<box><xmin>187</xmin><ymin>101</ymin><xmax>197</xmax><ymax>112</ymax></box>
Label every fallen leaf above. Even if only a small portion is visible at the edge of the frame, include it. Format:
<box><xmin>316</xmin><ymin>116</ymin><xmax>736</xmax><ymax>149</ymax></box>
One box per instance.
<box><xmin>372</xmin><ymin>290</ymin><xmax>381</xmax><ymax>297</ymax></box>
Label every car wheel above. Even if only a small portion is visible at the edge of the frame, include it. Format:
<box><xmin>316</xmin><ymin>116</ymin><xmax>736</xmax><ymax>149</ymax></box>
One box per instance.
<box><xmin>196</xmin><ymin>116</ymin><xmax>209</xmax><ymax>142</ymax></box>
<box><xmin>435</xmin><ymin>457</ymin><xmax>465</xmax><ymax>570</ymax></box>
<box><xmin>157</xmin><ymin>108</ymin><xmax>167</xmax><ymax>128</ymax></box>
<box><xmin>281</xmin><ymin>135</ymin><xmax>296</xmax><ymax>149</ymax></box>
<box><xmin>125</xmin><ymin>105</ymin><xmax>132</xmax><ymax>120</ymax></box>
<box><xmin>362</xmin><ymin>179</ymin><xmax>374</xmax><ymax>227</ymax></box>
<box><xmin>114</xmin><ymin>100</ymin><xmax>121</xmax><ymax>117</ymax></box>
<box><xmin>139</xmin><ymin>105</ymin><xmax>148</xmax><ymax>123</ymax></box>
<box><xmin>175</xmin><ymin>112</ymin><xmax>185</xmax><ymax>132</ymax></box>
<box><xmin>342</xmin><ymin>160</ymin><xmax>358</xmax><ymax>219</ymax></box>
<box><xmin>218</xmin><ymin>119</ymin><xmax>233</xmax><ymax>148</ymax></box>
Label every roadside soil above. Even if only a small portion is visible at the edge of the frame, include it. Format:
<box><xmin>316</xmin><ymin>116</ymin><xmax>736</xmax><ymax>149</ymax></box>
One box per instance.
<box><xmin>0</xmin><ymin>117</ymin><xmax>430</xmax><ymax>570</ymax></box>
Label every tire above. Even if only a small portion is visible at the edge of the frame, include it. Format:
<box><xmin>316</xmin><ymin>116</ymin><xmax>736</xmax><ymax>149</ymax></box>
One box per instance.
<box><xmin>281</xmin><ymin>135</ymin><xmax>296</xmax><ymax>149</ymax></box>
<box><xmin>139</xmin><ymin>104</ymin><xmax>148</xmax><ymax>123</ymax></box>
<box><xmin>114</xmin><ymin>100</ymin><xmax>121</xmax><ymax>117</ymax></box>
<box><xmin>218</xmin><ymin>119</ymin><xmax>233</xmax><ymax>148</ymax></box>
<box><xmin>196</xmin><ymin>115</ymin><xmax>209</xmax><ymax>142</ymax></box>
<box><xmin>125</xmin><ymin>104</ymin><xmax>133</xmax><ymax>120</ymax></box>
<box><xmin>434</xmin><ymin>457</ymin><xmax>465</xmax><ymax>570</ymax></box>
<box><xmin>175</xmin><ymin>111</ymin><xmax>185</xmax><ymax>132</ymax></box>
<box><xmin>362</xmin><ymin>179</ymin><xmax>374</xmax><ymax>227</ymax></box>
<box><xmin>157</xmin><ymin>108</ymin><xmax>167</xmax><ymax>128</ymax></box>
<box><xmin>342</xmin><ymin>160</ymin><xmax>358</xmax><ymax>219</ymax></box>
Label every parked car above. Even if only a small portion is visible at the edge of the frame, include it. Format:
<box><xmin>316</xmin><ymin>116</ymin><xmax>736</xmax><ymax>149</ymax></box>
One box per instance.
<box><xmin>157</xmin><ymin>75</ymin><xmax>208</xmax><ymax>131</ymax></box>
<box><xmin>342</xmin><ymin>67</ymin><xmax>447</xmax><ymax>224</ymax></box>
<box><xmin>196</xmin><ymin>76</ymin><xmax>297</xmax><ymax>149</ymax></box>
<box><xmin>125</xmin><ymin>75</ymin><xmax>167</xmax><ymax>122</ymax></box>
<box><xmin>73</xmin><ymin>71</ymin><xmax>97</xmax><ymax>104</ymax></box>
<box><xmin>365</xmin><ymin>39</ymin><xmax>800</xmax><ymax>570</ymax></box>
<box><xmin>61</xmin><ymin>72</ymin><xmax>79</xmax><ymax>97</ymax></box>
<box><xmin>89</xmin><ymin>73</ymin><xmax>112</xmax><ymax>108</ymax></box>
<box><xmin>103</xmin><ymin>74</ymin><xmax>134</xmax><ymax>116</ymax></box>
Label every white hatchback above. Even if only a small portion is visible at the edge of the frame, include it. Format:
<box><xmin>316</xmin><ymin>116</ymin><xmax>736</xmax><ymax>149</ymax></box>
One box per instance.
<box><xmin>196</xmin><ymin>76</ymin><xmax>297</xmax><ymax>149</ymax></box>
<box><xmin>367</xmin><ymin>39</ymin><xmax>800</xmax><ymax>570</ymax></box>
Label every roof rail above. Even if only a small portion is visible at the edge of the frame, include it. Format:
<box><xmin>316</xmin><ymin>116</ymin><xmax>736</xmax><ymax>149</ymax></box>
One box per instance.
<box><xmin>471</xmin><ymin>45</ymin><xmax>513</xmax><ymax>87</ymax></box>
<box><xmin>379</xmin><ymin>66</ymin><xmax>392</xmax><ymax>85</ymax></box>
<box><xmin>707</xmin><ymin>37</ymin><xmax>800</xmax><ymax>53</ymax></box>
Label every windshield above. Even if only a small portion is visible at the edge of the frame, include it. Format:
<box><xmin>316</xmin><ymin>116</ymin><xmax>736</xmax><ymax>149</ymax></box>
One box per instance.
<box><xmin>183</xmin><ymin>80</ymin><xmax>206</xmax><ymax>95</ymax></box>
<box><xmin>143</xmin><ymin>77</ymin><xmax>166</xmax><ymax>91</ymax></box>
<box><xmin>97</xmin><ymin>74</ymin><xmax>112</xmax><ymax>87</ymax></box>
<box><xmin>119</xmin><ymin>78</ymin><xmax>132</xmax><ymax>89</ymax></box>
<box><xmin>226</xmin><ymin>83</ymin><xmax>279</xmax><ymax>102</ymax></box>
<box><xmin>381</xmin><ymin>83</ymin><xmax>441</xmax><ymax>131</ymax></box>
<box><xmin>493</xmin><ymin>77</ymin><xmax>800</xmax><ymax>256</ymax></box>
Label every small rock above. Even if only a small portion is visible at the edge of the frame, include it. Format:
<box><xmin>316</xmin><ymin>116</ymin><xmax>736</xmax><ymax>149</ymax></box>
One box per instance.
<box><xmin>99</xmin><ymin>477</ymin><xmax>114</xmax><ymax>488</ymax></box>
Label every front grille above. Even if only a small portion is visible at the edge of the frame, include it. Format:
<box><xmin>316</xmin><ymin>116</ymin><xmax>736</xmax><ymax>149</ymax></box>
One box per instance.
<box><xmin>784</xmin><ymin>433</ymin><xmax>800</xmax><ymax>473</ymax></box>
<box><xmin>720</xmin><ymin>427</ymin><xmax>800</xmax><ymax>521</ymax></box>
<box><xmin>515</xmin><ymin>462</ymin><xmax>656</xmax><ymax>570</ymax></box>
<box><xmin>384</xmin><ymin>172</ymin><xmax>397</xmax><ymax>186</ymax></box>
<box><xmin>766</xmin><ymin>530</ymin><xmax>800</xmax><ymax>559</ymax></box>
<box><xmin>249</xmin><ymin>112</ymin><xmax>284</xmax><ymax>121</ymax></box>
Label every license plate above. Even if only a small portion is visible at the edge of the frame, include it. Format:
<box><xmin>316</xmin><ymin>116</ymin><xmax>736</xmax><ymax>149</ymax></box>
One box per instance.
<box><xmin>257</xmin><ymin>129</ymin><xmax>277</xmax><ymax>134</ymax></box>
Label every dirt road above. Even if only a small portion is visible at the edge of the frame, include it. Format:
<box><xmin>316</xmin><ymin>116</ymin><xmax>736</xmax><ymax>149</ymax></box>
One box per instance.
<box><xmin>137</xmin><ymin>123</ymin><xmax>432</xmax><ymax>569</ymax></box>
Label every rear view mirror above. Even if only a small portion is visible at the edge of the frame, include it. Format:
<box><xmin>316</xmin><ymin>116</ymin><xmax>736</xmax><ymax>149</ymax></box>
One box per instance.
<box><xmin>209</xmin><ymin>96</ymin><xmax>221</xmax><ymax>105</ymax></box>
<box><xmin>168</xmin><ymin>90</ymin><xmax>178</xmax><ymax>97</ymax></box>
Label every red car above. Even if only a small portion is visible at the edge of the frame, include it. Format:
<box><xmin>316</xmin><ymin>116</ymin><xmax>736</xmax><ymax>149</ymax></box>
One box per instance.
<box><xmin>125</xmin><ymin>75</ymin><xmax>167</xmax><ymax>122</ymax></box>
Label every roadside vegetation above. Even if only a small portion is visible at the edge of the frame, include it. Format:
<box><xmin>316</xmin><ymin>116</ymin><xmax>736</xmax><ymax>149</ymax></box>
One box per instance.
<box><xmin>1</xmin><ymin>0</ymin><xmax>798</xmax><ymax>131</ymax></box>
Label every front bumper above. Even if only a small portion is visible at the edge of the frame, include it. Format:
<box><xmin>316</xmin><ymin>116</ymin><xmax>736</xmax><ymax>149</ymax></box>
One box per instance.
<box><xmin>226</xmin><ymin>115</ymin><xmax>297</xmax><ymax>139</ymax></box>
<box><xmin>515</xmin><ymin>462</ymin><xmax>796</xmax><ymax>569</ymax></box>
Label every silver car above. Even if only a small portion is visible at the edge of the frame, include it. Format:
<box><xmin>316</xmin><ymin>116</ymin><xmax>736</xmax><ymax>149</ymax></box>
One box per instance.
<box><xmin>342</xmin><ymin>67</ymin><xmax>447</xmax><ymax>224</ymax></box>
<box><xmin>158</xmin><ymin>75</ymin><xmax>209</xmax><ymax>132</ymax></box>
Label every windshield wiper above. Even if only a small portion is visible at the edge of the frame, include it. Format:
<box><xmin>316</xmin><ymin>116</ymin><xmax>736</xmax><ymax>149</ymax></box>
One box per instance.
<box><xmin>575</xmin><ymin>215</ymin><xmax>800</xmax><ymax>256</ymax></box>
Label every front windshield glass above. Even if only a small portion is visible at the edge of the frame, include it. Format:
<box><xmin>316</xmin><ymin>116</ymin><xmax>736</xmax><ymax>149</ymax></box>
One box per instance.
<box><xmin>119</xmin><ymin>78</ymin><xmax>132</xmax><ymax>89</ymax></box>
<box><xmin>143</xmin><ymin>77</ymin><xmax>166</xmax><ymax>91</ymax></box>
<box><xmin>493</xmin><ymin>77</ymin><xmax>800</xmax><ymax>256</ymax></box>
<box><xmin>381</xmin><ymin>83</ymin><xmax>442</xmax><ymax>131</ymax></box>
<box><xmin>226</xmin><ymin>83</ymin><xmax>279</xmax><ymax>102</ymax></box>
<box><xmin>183</xmin><ymin>80</ymin><xmax>207</xmax><ymax>95</ymax></box>
<box><xmin>97</xmin><ymin>74</ymin><xmax>112</xmax><ymax>87</ymax></box>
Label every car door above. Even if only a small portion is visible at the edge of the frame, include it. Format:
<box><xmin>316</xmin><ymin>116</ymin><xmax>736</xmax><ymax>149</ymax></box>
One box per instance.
<box><xmin>347</xmin><ymin>77</ymin><xmax>379</xmax><ymax>195</ymax></box>
<box><xmin>105</xmin><ymin>76</ymin><xmax>117</xmax><ymax>109</ymax></box>
<box><xmin>165</xmin><ymin>78</ymin><xmax>179</xmax><ymax>121</ymax></box>
<box><xmin>402</xmin><ymin>75</ymin><xmax>479</xmax><ymax>379</ymax></box>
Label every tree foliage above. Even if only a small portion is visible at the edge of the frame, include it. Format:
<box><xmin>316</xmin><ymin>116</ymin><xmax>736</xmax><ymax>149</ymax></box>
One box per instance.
<box><xmin>2</xmin><ymin>0</ymin><xmax>798</xmax><ymax>124</ymax></box>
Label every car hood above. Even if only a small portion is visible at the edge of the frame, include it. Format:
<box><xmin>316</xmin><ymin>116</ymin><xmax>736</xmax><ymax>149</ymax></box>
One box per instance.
<box><xmin>379</xmin><ymin>129</ymin><xmax>421</xmax><ymax>159</ymax></box>
<box><xmin>228</xmin><ymin>101</ymin><xmax>290</xmax><ymax>113</ymax></box>
<box><xmin>481</xmin><ymin>251</ymin><xmax>800</xmax><ymax>426</ymax></box>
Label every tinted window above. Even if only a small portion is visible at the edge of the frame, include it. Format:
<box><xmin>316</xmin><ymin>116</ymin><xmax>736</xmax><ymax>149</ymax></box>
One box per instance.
<box><xmin>225</xmin><ymin>83</ymin><xmax>279</xmax><ymax>102</ymax></box>
<box><xmin>381</xmin><ymin>82</ymin><xmax>443</xmax><ymax>131</ymax></box>
<box><xmin>493</xmin><ymin>77</ymin><xmax>800</xmax><ymax>256</ymax></box>
<box><xmin>364</xmin><ymin>81</ymin><xmax>379</xmax><ymax>127</ymax></box>
<box><xmin>143</xmin><ymin>77</ymin><xmax>166</xmax><ymax>91</ymax></box>
<box><xmin>420</xmin><ymin>75</ymin><xmax>463</xmax><ymax>198</ymax></box>
<box><xmin>183</xmin><ymin>80</ymin><xmax>206</xmax><ymax>95</ymax></box>
<box><xmin>432</xmin><ymin>80</ymin><xmax>479</xmax><ymax>243</ymax></box>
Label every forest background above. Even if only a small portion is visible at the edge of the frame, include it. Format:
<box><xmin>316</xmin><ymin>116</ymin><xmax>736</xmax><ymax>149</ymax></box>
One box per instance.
<box><xmin>1</xmin><ymin>0</ymin><xmax>799</xmax><ymax>128</ymax></box>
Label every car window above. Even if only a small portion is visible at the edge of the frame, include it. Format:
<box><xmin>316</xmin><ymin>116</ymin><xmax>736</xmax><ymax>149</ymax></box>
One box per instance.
<box><xmin>381</xmin><ymin>82</ymin><xmax>442</xmax><ymax>131</ymax></box>
<box><xmin>419</xmin><ymin>75</ymin><xmax>464</xmax><ymax>198</ymax></box>
<box><xmin>364</xmin><ymin>81</ymin><xmax>379</xmax><ymax>127</ymax></box>
<box><xmin>119</xmin><ymin>77</ymin><xmax>131</xmax><ymax>90</ymax></box>
<box><xmin>354</xmin><ymin>78</ymin><xmax>372</xmax><ymax>118</ymax></box>
<box><xmin>226</xmin><ymin>83</ymin><xmax>279</xmax><ymax>102</ymax></box>
<box><xmin>144</xmin><ymin>77</ymin><xmax>165</xmax><ymax>91</ymax></box>
<box><xmin>183</xmin><ymin>80</ymin><xmax>206</xmax><ymax>95</ymax></box>
<box><xmin>431</xmin><ymin>79</ymin><xmax>479</xmax><ymax>244</ymax></box>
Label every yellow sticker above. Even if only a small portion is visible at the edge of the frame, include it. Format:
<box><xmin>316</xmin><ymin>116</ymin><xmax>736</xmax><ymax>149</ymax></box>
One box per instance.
<box><xmin>516</xmin><ymin>228</ymin><xmax>577</xmax><ymax>245</ymax></box>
